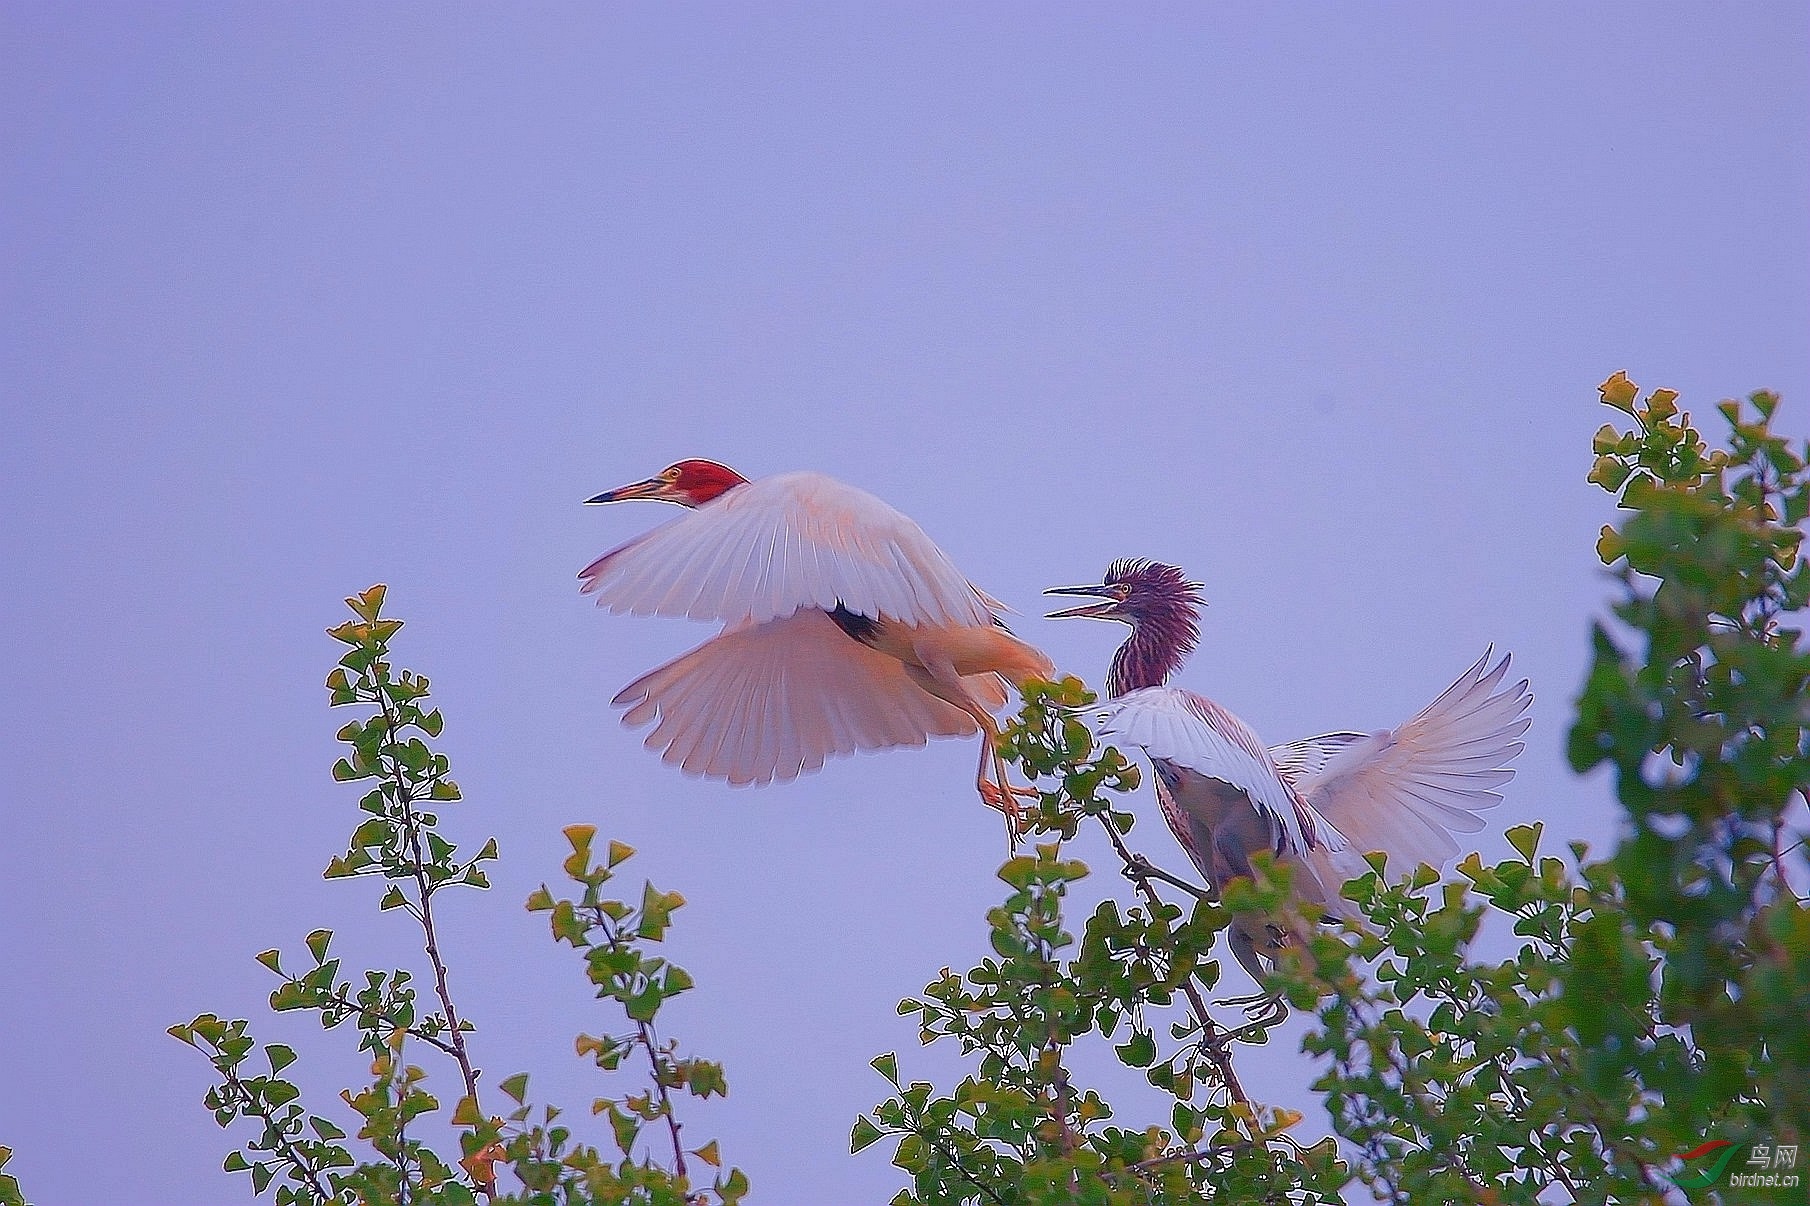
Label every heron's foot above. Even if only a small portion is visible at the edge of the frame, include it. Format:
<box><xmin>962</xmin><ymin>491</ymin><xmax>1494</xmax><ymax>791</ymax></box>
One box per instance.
<box><xmin>1213</xmin><ymin>991</ymin><xmax>1288</xmax><ymax>1030</ymax></box>
<box><xmin>978</xmin><ymin>780</ymin><xmax>1040</xmax><ymax>844</ymax></box>
<box><xmin>1124</xmin><ymin>855</ymin><xmax>1213</xmax><ymax>903</ymax></box>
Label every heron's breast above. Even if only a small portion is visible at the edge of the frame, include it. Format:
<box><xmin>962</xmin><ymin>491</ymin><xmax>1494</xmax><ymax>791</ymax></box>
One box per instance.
<box><xmin>1166</xmin><ymin>763</ymin><xmax>1267</xmax><ymax>835</ymax></box>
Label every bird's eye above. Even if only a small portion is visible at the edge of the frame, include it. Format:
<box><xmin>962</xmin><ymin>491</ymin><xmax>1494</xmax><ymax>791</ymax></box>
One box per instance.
<box><xmin>662</xmin><ymin>467</ymin><xmax>682</xmax><ymax>481</ymax></box>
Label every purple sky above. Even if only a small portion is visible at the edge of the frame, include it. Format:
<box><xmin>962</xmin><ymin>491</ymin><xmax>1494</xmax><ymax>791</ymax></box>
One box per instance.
<box><xmin>3</xmin><ymin>5</ymin><xmax>1806</xmax><ymax>1203</ymax></box>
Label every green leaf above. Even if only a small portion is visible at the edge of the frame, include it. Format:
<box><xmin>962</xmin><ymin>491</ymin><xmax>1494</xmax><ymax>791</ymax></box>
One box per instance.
<box><xmin>1599</xmin><ymin>371</ymin><xmax>1639</xmax><ymax>413</ymax></box>
<box><xmin>871</xmin><ymin>1052</ymin><xmax>899</xmax><ymax>1085</ymax></box>
<box><xmin>851</xmin><ymin>1115</ymin><xmax>885</xmax><ymax>1153</ymax></box>
<box><xmin>1116</xmin><ymin>1031</ymin><xmax>1156</xmax><ymax>1068</ymax></box>
<box><xmin>624</xmin><ymin>984</ymin><xmax>663</xmax><ymax>1023</ymax></box>
<box><xmin>1505</xmin><ymin>823</ymin><xmax>1542</xmax><ymax>863</ymax></box>
<box><xmin>348</xmin><ymin>584</ymin><xmax>387</xmax><ymax>621</ymax></box>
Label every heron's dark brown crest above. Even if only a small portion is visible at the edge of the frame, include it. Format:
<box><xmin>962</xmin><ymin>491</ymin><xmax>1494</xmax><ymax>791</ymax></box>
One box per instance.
<box><xmin>1103</xmin><ymin>559</ymin><xmax>1204</xmax><ymax>697</ymax></box>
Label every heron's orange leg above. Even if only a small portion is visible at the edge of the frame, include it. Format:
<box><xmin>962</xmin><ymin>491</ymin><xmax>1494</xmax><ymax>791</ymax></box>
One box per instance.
<box><xmin>965</xmin><ymin>712</ymin><xmax>1036</xmax><ymax>844</ymax></box>
<box><xmin>896</xmin><ymin>658</ymin><xmax>1036</xmax><ymax>842</ymax></box>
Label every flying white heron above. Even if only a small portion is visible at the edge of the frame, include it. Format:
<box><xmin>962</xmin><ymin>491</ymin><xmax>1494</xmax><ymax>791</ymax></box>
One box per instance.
<box><xmin>581</xmin><ymin>459</ymin><xmax>1053</xmax><ymax>821</ymax></box>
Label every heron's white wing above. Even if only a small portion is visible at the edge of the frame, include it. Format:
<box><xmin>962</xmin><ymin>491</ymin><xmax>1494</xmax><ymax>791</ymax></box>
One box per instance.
<box><xmin>580</xmin><ymin>471</ymin><xmax>994</xmax><ymax>629</ymax></box>
<box><xmin>1094</xmin><ymin>688</ymin><xmax>1340</xmax><ymax>857</ymax></box>
<box><xmin>1269</xmin><ymin>732</ymin><xmax>1370</xmax><ymax>787</ymax></box>
<box><xmin>612</xmin><ymin>609</ymin><xmax>985</xmax><ymax>786</ymax></box>
<box><xmin>1301</xmin><ymin>650</ymin><xmax>1532</xmax><ymax>876</ymax></box>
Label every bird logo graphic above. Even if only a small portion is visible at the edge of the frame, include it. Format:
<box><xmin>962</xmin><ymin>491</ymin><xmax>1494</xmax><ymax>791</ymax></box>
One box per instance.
<box><xmin>1668</xmin><ymin>1139</ymin><xmax>1739</xmax><ymax>1190</ymax></box>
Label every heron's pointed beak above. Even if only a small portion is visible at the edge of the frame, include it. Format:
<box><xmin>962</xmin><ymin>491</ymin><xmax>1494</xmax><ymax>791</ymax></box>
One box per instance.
<box><xmin>1044</xmin><ymin>584</ymin><xmax>1120</xmax><ymax>620</ymax></box>
<box><xmin>585</xmin><ymin>476</ymin><xmax>669</xmax><ymax>505</ymax></box>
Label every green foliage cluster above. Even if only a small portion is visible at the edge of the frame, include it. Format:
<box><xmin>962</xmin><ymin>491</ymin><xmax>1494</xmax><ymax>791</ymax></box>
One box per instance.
<box><xmin>856</xmin><ymin>680</ymin><xmax>1345</xmax><ymax>1205</ymax></box>
<box><xmin>1571</xmin><ymin>375</ymin><xmax>1808</xmax><ymax>1171</ymax></box>
<box><xmin>524</xmin><ymin>825</ymin><xmax>745</xmax><ymax>1204</ymax></box>
<box><xmin>1251</xmin><ymin>376</ymin><xmax>1808</xmax><ymax>1204</ymax></box>
<box><xmin>167</xmin><ymin>586</ymin><xmax>740</xmax><ymax>1204</ymax></box>
<box><xmin>0</xmin><ymin>1147</ymin><xmax>25</xmax><ymax>1206</ymax></box>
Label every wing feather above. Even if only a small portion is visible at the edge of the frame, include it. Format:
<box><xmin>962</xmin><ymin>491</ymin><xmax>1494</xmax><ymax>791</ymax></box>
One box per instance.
<box><xmin>1093</xmin><ymin>688</ymin><xmax>1334</xmax><ymax>857</ymax></box>
<box><xmin>1269</xmin><ymin>732</ymin><xmax>1369</xmax><ymax>785</ymax></box>
<box><xmin>611</xmin><ymin>609</ymin><xmax>982</xmax><ymax>785</ymax></box>
<box><xmin>581</xmin><ymin>472</ymin><xmax>993</xmax><ymax>629</ymax></box>
<box><xmin>1300</xmin><ymin>650</ymin><xmax>1532</xmax><ymax>875</ymax></box>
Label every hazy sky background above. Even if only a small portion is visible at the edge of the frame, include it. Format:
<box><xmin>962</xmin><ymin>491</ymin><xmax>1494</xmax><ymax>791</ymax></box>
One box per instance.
<box><xmin>3</xmin><ymin>5</ymin><xmax>1806</xmax><ymax>1203</ymax></box>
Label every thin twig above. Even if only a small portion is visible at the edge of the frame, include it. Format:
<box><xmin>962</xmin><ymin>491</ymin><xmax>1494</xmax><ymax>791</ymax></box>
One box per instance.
<box><xmin>1126</xmin><ymin>854</ymin><xmax>1214</xmax><ymax>902</ymax></box>
<box><xmin>916</xmin><ymin>1117</ymin><xmax>1010</xmax><ymax>1206</ymax></box>
<box><xmin>642</xmin><ymin>1020</ymin><xmax>688</xmax><ymax>1180</ymax></box>
<box><xmin>590</xmin><ymin>904</ymin><xmax>689</xmax><ymax>1182</ymax></box>
<box><xmin>1122</xmin><ymin>1140</ymin><xmax>1241</xmax><ymax>1175</ymax></box>
<box><xmin>288</xmin><ymin>982</ymin><xmax>462</xmax><ymax>1059</ymax></box>
<box><xmin>218</xmin><ymin>1065</ymin><xmax>337</xmax><ymax>1203</ymax></box>
<box><xmin>374</xmin><ymin>687</ymin><xmax>490</xmax><ymax>1202</ymax></box>
<box><xmin>1093</xmin><ymin>813</ymin><xmax>1251</xmax><ymax>1107</ymax></box>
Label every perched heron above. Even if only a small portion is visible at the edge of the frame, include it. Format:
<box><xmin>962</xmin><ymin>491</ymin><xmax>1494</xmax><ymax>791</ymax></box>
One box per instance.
<box><xmin>581</xmin><ymin>459</ymin><xmax>1053</xmax><ymax>818</ymax></box>
<box><xmin>1048</xmin><ymin>559</ymin><xmax>1531</xmax><ymax>987</ymax></box>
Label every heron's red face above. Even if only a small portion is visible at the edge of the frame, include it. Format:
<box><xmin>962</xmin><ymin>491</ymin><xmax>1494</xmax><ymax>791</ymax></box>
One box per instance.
<box><xmin>585</xmin><ymin>459</ymin><xmax>748</xmax><ymax>508</ymax></box>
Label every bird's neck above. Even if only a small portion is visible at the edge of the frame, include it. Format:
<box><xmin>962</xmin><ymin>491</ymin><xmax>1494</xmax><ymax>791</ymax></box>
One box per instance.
<box><xmin>1107</xmin><ymin>625</ymin><xmax>1188</xmax><ymax>696</ymax></box>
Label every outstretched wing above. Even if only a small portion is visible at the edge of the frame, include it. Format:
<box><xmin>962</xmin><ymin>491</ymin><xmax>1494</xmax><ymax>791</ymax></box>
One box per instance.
<box><xmin>1093</xmin><ymin>687</ymin><xmax>1341</xmax><ymax>858</ymax></box>
<box><xmin>612</xmin><ymin>609</ymin><xmax>995</xmax><ymax>786</ymax></box>
<box><xmin>580</xmin><ymin>471</ymin><xmax>994</xmax><ymax>630</ymax></box>
<box><xmin>1298</xmin><ymin>650</ymin><xmax>1532</xmax><ymax>876</ymax></box>
<box><xmin>1269</xmin><ymin>732</ymin><xmax>1370</xmax><ymax>785</ymax></box>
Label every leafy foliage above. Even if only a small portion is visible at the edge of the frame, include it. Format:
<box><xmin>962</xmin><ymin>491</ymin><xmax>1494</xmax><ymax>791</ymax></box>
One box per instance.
<box><xmin>858</xmin><ymin>375</ymin><xmax>1807</xmax><ymax>1204</ymax></box>
<box><xmin>523</xmin><ymin>825</ymin><xmax>746</xmax><ymax>1204</ymax></box>
<box><xmin>0</xmin><ymin>1147</ymin><xmax>30</xmax><ymax>1206</ymax></box>
<box><xmin>1570</xmin><ymin>374</ymin><xmax>1809</xmax><ymax>1178</ymax></box>
<box><xmin>67</xmin><ymin>373</ymin><xmax>1790</xmax><ymax>1206</ymax></box>
<box><xmin>856</xmin><ymin>679</ymin><xmax>1346</xmax><ymax>1204</ymax></box>
<box><xmin>170</xmin><ymin>586</ymin><xmax>740</xmax><ymax>1204</ymax></box>
<box><xmin>1263</xmin><ymin>376</ymin><xmax>1808</xmax><ymax>1204</ymax></box>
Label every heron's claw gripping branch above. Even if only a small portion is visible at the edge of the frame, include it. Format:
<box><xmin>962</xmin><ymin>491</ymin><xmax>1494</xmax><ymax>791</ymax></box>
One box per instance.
<box><xmin>1123</xmin><ymin>854</ymin><xmax>1213</xmax><ymax>903</ymax></box>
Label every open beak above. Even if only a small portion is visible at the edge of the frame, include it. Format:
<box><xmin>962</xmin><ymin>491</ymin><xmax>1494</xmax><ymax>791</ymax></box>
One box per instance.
<box><xmin>1044</xmin><ymin>584</ymin><xmax>1121</xmax><ymax>620</ymax></box>
<box><xmin>584</xmin><ymin>476</ymin><xmax>669</xmax><ymax>505</ymax></box>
